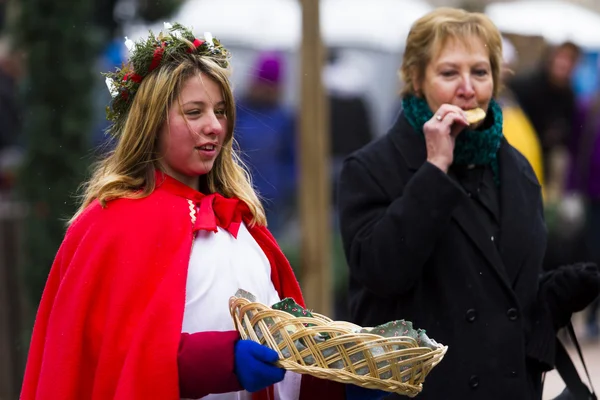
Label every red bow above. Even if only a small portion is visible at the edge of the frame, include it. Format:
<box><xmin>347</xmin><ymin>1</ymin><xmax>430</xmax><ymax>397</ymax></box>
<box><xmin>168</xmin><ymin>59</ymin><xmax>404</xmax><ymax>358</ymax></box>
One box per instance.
<box><xmin>154</xmin><ymin>171</ymin><xmax>252</xmax><ymax>239</ymax></box>
<box><xmin>186</xmin><ymin>38</ymin><xmax>205</xmax><ymax>53</ymax></box>
<box><xmin>149</xmin><ymin>42</ymin><xmax>166</xmax><ymax>73</ymax></box>
<box><xmin>192</xmin><ymin>193</ymin><xmax>251</xmax><ymax>238</ymax></box>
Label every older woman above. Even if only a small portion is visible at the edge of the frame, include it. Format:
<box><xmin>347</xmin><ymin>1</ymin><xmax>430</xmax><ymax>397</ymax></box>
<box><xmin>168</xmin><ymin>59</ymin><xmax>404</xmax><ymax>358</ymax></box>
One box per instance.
<box><xmin>337</xmin><ymin>8</ymin><xmax>600</xmax><ymax>400</ymax></box>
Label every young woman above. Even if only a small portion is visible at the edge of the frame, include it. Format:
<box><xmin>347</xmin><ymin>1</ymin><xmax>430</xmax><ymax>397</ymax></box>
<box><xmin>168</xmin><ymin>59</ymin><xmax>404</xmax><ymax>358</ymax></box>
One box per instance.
<box><xmin>21</xmin><ymin>23</ymin><xmax>383</xmax><ymax>400</ymax></box>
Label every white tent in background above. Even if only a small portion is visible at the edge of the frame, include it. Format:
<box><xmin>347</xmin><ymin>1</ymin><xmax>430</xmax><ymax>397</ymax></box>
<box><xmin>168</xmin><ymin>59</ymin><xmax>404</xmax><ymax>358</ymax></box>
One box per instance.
<box><xmin>171</xmin><ymin>0</ymin><xmax>301</xmax><ymax>50</ymax></box>
<box><xmin>321</xmin><ymin>0</ymin><xmax>432</xmax><ymax>51</ymax></box>
<box><xmin>485</xmin><ymin>0</ymin><xmax>600</xmax><ymax>50</ymax></box>
<box><xmin>127</xmin><ymin>0</ymin><xmax>433</xmax><ymax>51</ymax></box>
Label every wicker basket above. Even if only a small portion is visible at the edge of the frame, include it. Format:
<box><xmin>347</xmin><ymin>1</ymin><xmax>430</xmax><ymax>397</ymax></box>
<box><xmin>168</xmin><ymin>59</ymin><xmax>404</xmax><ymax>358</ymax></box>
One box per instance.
<box><xmin>229</xmin><ymin>296</ymin><xmax>447</xmax><ymax>397</ymax></box>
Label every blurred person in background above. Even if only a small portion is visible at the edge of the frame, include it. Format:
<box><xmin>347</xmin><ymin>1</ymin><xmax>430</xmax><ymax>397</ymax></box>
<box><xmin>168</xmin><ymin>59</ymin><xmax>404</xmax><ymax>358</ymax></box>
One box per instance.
<box><xmin>235</xmin><ymin>51</ymin><xmax>297</xmax><ymax>239</ymax></box>
<box><xmin>20</xmin><ymin>23</ymin><xmax>384</xmax><ymax>400</ymax></box>
<box><xmin>508</xmin><ymin>41</ymin><xmax>581</xmax><ymax>204</ymax></box>
<box><xmin>567</xmin><ymin>78</ymin><xmax>600</xmax><ymax>339</ymax></box>
<box><xmin>497</xmin><ymin>36</ymin><xmax>544</xmax><ymax>192</ymax></box>
<box><xmin>508</xmin><ymin>42</ymin><xmax>586</xmax><ymax>274</ymax></box>
<box><xmin>338</xmin><ymin>8</ymin><xmax>600</xmax><ymax>400</ymax></box>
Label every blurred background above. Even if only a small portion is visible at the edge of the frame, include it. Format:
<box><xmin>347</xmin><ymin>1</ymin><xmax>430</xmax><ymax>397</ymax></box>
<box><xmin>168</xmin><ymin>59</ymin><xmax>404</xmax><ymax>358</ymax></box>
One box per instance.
<box><xmin>1</xmin><ymin>0</ymin><xmax>600</xmax><ymax>398</ymax></box>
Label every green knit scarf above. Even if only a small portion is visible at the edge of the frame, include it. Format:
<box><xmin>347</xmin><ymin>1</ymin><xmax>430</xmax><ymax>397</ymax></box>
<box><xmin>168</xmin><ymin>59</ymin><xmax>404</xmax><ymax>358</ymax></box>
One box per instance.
<box><xmin>401</xmin><ymin>95</ymin><xmax>504</xmax><ymax>184</ymax></box>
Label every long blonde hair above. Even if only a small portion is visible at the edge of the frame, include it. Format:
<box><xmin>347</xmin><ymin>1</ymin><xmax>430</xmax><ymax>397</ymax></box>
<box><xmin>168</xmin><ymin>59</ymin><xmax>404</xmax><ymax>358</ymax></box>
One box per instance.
<box><xmin>71</xmin><ymin>54</ymin><xmax>266</xmax><ymax>226</ymax></box>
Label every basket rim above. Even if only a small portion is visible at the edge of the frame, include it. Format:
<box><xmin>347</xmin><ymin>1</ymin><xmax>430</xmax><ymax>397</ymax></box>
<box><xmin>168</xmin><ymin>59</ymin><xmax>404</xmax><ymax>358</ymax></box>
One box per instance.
<box><xmin>229</xmin><ymin>296</ymin><xmax>446</xmax><ymax>349</ymax></box>
<box><xmin>275</xmin><ymin>345</ymin><xmax>448</xmax><ymax>396</ymax></box>
<box><xmin>229</xmin><ymin>295</ymin><xmax>448</xmax><ymax>395</ymax></box>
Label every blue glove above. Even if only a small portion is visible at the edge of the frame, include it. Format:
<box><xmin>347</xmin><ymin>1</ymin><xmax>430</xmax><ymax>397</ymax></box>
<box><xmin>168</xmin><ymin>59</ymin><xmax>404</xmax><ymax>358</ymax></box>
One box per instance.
<box><xmin>345</xmin><ymin>384</ymin><xmax>389</xmax><ymax>400</ymax></box>
<box><xmin>234</xmin><ymin>340</ymin><xmax>286</xmax><ymax>392</ymax></box>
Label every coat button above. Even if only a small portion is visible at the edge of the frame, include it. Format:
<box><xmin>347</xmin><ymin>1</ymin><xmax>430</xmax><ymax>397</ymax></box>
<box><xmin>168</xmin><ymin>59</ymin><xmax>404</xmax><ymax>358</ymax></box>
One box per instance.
<box><xmin>507</xmin><ymin>308</ymin><xmax>519</xmax><ymax>321</ymax></box>
<box><xmin>465</xmin><ymin>309</ymin><xmax>477</xmax><ymax>322</ymax></box>
<box><xmin>469</xmin><ymin>375</ymin><xmax>479</xmax><ymax>388</ymax></box>
<box><xmin>509</xmin><ymin>371</ymin><xmax>518</xmax><ymax>378</ymax></box>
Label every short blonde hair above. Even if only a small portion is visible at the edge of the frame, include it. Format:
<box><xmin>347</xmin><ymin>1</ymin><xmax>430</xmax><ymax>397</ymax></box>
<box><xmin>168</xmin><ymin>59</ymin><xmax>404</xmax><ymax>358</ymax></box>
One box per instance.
<box><xmin>400</xmin><ymin>7</ymin><xmax>504</xmax><ymax>97</ymax></box>
<box><xmin>71</xmin><ymin>54</ymin><xmax>266</xmax><ymax>226</ymax></box>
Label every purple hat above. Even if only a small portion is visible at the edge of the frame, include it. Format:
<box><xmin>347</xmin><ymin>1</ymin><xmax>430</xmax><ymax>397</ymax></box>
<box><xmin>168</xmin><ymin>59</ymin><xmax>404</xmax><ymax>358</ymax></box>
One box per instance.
<box><xmin>254</xmin><ymin>51</ymin><xmax>283</xmax><ymax>84</ymax></box>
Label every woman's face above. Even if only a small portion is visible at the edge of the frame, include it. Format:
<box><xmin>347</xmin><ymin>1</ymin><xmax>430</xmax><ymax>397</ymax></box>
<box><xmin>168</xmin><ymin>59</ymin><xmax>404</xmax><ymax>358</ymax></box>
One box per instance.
<box><xmin>416</xmin><ymin>36</ymin><xmax>494</xmax><ymax>123</ymax></box>
<box><xmin>157</xmin><ymin>72</ymin><xmax>228</xmax><ymax>190</ymax></box>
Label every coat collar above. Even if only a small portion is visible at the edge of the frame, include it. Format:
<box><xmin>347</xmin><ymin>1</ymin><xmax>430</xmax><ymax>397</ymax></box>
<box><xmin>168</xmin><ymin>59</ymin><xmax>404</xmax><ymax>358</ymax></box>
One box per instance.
<box><xmin>154</xmin><ymin>170</ymin><xmax>206</xmax><ymax>202</ymax></box>
<box><xmin>390</xmin><ymin>112</ymin><xmax>542</xmax><ymax>288</ymax></box>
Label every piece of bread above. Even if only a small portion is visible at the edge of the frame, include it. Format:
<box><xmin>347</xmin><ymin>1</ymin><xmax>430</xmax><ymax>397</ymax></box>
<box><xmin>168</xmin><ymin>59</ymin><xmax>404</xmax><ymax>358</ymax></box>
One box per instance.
<box><xmin>465</xmin><ymin>108</ymin><xmax>486</xmax><ymax>125</ymax></box>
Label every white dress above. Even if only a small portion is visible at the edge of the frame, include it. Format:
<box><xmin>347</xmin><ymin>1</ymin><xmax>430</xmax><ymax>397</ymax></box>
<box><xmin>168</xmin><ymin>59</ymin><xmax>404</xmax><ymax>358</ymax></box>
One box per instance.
<box><xmin>181</xmin><ymin>224</ymin><xmax>302</xmax><ymax>400</ymax></box>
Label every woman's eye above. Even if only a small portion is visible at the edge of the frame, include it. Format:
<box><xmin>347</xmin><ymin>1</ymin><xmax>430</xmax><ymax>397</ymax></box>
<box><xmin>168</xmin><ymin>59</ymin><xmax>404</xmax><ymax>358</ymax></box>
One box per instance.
<box><xmin>474</xmin><ymin>69</ymin><xmax>489</xmax><ymax>77</ymax></box>
<box><xmin>215</xmin><ymin>109</ymin><xmax>227</xmax><ymax>118</ymax></box>
<box><xmin>186</xmin><ymin>110</ymin><xmax>201</xmax><ymax>116</ymax></box>
<box><xmin>441</xmin><ymin>71</ymin><xmax>456</xmax><ymax>77</ymax></box>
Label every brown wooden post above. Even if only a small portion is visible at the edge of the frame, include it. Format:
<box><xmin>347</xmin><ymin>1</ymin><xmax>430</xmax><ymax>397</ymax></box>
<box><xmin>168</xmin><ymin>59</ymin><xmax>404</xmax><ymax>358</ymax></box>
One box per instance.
<box><xmin>299</xmin><ymin>0</ymin><xmax>332</xmax><ymax>316</ymax></box>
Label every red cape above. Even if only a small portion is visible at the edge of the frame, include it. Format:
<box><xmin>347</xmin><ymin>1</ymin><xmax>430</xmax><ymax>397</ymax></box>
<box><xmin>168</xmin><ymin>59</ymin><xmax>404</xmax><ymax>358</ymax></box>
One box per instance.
<box><xmin>21</xmin><ymin>174</ymin><xmax>341</xmax><ymax>399</ymax></box>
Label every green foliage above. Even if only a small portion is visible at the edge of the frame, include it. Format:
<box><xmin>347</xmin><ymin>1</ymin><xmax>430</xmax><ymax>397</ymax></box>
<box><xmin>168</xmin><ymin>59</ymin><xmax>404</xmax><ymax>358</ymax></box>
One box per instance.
<box><xmin>17</xmin><ymin>1</ymin><xmax>99</xmax><ymax>304</ymax></box>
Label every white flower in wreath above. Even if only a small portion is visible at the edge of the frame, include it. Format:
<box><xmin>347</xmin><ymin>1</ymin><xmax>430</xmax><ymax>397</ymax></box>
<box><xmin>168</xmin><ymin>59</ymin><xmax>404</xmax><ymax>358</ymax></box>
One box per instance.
<box><xmin>105</xmin><ymin>77</ymin><xmax>118</xmax><ymax>98</ymax></box>
<box><xmin>164</xmin><ymin>22</ymin><xmax>183</xmax><ymax>40</ymax></box>
<box><xmin>204</xmin><ymin>32</ymin><xmax>214</xmax><ymax>49</ymax></box>
<box><xmin>172</xmin><ymin>30</ymin><xmax>183</xmax><ymax>40</ymax></box>
<box><xmin>124</xmin><ymin>36</ymin><xmax>135</xmax><ymax>52</ymax></box>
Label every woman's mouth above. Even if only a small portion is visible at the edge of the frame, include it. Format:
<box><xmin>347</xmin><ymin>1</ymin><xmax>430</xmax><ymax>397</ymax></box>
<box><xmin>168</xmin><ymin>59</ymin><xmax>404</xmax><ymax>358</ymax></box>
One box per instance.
<box><xmin>195</xmin><ymin>144</ymin><xmax>217</xmax><ymax>156</ymax></box>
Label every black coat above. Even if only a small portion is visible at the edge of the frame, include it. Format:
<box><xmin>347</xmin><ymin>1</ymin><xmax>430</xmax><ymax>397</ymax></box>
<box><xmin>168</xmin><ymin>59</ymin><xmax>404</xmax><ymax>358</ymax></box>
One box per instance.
<box><xmin>338</xmin><ymin>114</ymin><xmax>556</xmax><ymax>400</ymax></box>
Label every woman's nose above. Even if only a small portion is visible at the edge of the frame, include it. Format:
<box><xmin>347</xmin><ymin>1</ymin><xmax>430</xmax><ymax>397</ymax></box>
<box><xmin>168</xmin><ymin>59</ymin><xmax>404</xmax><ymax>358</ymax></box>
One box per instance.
<box><xmin>202</xmin><ymin>112</ymin><xmax>224</xmax><ymax>136</ymax></box>
<box><xmin>459</xmin><ymin>79</ymin><xmax>475</xmax><ymax>98</ymax></box>
<box><xmin>459</xmin><ymin>75</ymin><xmax>476</xmax><ymax>97</ymax></box>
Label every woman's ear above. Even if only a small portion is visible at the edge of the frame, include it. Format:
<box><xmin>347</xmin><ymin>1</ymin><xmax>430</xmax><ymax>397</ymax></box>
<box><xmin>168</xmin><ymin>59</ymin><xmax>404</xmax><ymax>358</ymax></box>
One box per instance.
<box><xmin>414</xmin><ymin>85</ymin><xmax>425</xmax><ymax>98</ymax></box>
<box><xmin>411</xmin><ymin>67</ymin><xmax>422</xmax><ymax>97</ymax></box>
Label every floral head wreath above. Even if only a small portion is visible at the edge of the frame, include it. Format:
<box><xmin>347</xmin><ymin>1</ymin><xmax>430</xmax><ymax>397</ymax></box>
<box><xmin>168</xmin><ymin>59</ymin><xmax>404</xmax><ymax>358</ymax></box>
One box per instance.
<box><xmin>103</xmin><ymin>22</ymin><xmax>230</xmax><ymax>137</ymax></box>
